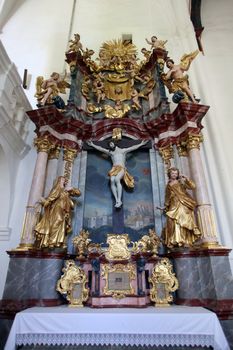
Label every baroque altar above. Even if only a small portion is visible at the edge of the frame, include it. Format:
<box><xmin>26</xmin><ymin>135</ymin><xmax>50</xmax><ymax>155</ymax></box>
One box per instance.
<box><xmin>1</xmin><ymin>34</ymin><xmax>233</xmax><ymax>331</ymax></box>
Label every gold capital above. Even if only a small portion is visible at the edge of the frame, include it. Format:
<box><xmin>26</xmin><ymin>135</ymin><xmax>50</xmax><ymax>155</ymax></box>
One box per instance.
<box><xmin>158</xmin><ymin>145</ymin><xmax>174</xmax><ymax>166</ymax></box>
<box><xmin>48</xmin><ymin>145</ymin><xmax>61</xmax><ymax>160</ymax></box>
<box><xmin>34</xmin><ymin>137</ymin><xmax>54</xmax><ymax>153</ymax></box>
<box><xmin>176</xmin><ymin>142</ymin><xmax>188</xmax><ymax>157</ymax></box>
<box><xmin>63</xmin><ymin>148</ymin><xmax>78</xmax><ymax>163</ymax></box>
<box><xmin>186</xmin><ymin>134</ymin><xmax>203</xmax><ymax>151</ymax></box>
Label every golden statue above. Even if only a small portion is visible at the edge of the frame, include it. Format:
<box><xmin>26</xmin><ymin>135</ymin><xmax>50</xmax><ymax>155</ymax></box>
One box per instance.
<box><xmin>133</xmin><ymin>229</ymin><xmax>160</xmax><ymax>256</ymax></box>
<box><xmin>73</xmin><ymin>229</ymin><xmax>91</xmax><ymax>258</ymax></box>
<box><xmin>35</xmin><ymin>72</ymin><xmax>70</xmax><ymax>106</ymax></box>
<box><xmin>34</xmin><ymin>176</ymin><xmax>81</xmax><ymax>249</ymax></box>
<box><xmin>161</xmin><ymin>50</ymin><xmax>199</xmax><ymax>103</ymax></box>
<box><xmin>157</xmin><ymin>168</ymin><xmax>201</xmax><ymax>249</ymax></box>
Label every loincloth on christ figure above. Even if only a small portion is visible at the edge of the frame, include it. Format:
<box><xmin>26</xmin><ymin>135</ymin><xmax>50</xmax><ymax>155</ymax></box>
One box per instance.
<box><xmin>108</xmin><ymin>165</ymin><xmax>134</xmax><ymax>188</ymax></box>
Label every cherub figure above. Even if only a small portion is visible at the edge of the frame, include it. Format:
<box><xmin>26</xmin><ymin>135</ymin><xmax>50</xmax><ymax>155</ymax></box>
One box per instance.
<box><xmin>35</xmin><ymin>72</ymin><xmax>70</xmax><ymax>106</ymax></box>
<box><xmin>146</xmin><ymin>36</ymin><xmax>167</xmax><ymax>50</ymax></box>
<box><xmin>82</xmin><ymin>48</ymin><xmax>95</xmax><ymax>61</ymax></box>
<box><xmin>131</xmin><ymin>88</ymin><xmax>142</xmax><ymax>110</ymax></box>
<box><xmin>141</xmin><ymin>48</ymin><xmax>151</xmax><ymax>62</ymax></box>
<box><xmin>93</xmin><ymin>77</ymin><xmax>105</xmax><ymax>104</ymax></box>
<box><xmin>161</xmin><ymin>50</ymin><xmax>199</xmax><ymax>103</ymax></box>
<box><xmin>66</xmin><ymin>33</ymin><xmax>83</xmax><ymax>53</ymax></box>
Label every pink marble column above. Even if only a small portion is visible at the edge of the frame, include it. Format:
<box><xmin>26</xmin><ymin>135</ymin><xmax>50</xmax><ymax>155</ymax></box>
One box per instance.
<box><xmin>18</xmin><ymin>137</ymin><xmax>54</xmax><ymax>249</ymax></box>
<box><xmin>186</xmin><ymin>134</ymin><xmax>219</xmax><ymax>247</ymax></box>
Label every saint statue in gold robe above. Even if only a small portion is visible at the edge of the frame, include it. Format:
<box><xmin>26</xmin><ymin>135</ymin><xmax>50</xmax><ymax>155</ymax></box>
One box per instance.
<box><xmin>159</xmin><ymin>168</ymin><xmax>201</xmax><ymax>249</ymax></box>
<box><xmin>34</xmin><ymin>176</ymin><xmax>81</xmax><ymax>249</ymax></box>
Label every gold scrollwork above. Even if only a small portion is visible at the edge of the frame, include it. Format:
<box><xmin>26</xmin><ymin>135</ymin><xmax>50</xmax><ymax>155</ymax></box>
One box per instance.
<box><xmin>149</xmin><ymin>258</ymin><xmax>179</xmax><ymax>306</ymax></box>
<box><xmin>102</xmin><ymin>263</ymin><xmax>136</xmax><ymax>299</ymax></box>
<box><xmin>57</xmin><ymin>260</ymin><xmax>89</xmax><ymax>307</ymax></box>
<box><xmin>132</xmin><ymin>228</ymin><xmax>160</xmax><ymax>256</ymax></box>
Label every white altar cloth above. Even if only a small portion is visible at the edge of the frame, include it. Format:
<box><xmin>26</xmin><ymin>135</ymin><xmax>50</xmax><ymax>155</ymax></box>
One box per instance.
<box><xmin>5</xmin><ymin>305</ymin><xmax>229</xmax><ymax>350</ymax></box>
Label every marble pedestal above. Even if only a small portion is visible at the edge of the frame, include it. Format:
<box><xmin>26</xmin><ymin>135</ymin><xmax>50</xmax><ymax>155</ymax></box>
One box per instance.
<box><xmin>168</xmin><ymin>248</ymin><xmax>233</xmax><ymax>319</ymax></box>
<box><xmin>0</xmin><ymin>250</ymin><xmax>66</xmax><ymax>316</ymax></box>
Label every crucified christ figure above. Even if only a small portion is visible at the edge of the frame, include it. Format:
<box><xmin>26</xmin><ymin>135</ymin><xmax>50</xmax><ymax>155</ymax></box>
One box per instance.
<box><xmin>87</xmin><ymin>140</ymin><xmax>148</xmax><ymax>208</ymax></box>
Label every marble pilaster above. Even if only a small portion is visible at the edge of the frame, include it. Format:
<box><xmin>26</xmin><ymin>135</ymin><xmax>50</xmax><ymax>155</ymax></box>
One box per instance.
<box><xmin>19</xmin><ymin>137</ymin><xmax>54</xmax><ymax>248</ymax></box>
<box><xmin>176</xmin><ymin>143</ymin><xmax>191</xmax><ymax>179</ymax></box>
<box><xmin>44</xmin><ymin>145</ymin><xmax>61</xmax><ymax>196</ymax></box>
<box><xmin>186</xmin><ymin>134</ymin><xmax>219</xmax><ymax>246</ymax></box>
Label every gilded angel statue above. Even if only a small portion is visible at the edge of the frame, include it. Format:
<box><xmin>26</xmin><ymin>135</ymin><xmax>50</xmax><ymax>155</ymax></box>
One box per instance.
<box><xmin>35</xmin><ymin>71</ymin><xmax>70</xmax><ymax>107</ymax></box>
<box><xmin>161</xmin><ymin>50</ymin><xmax>199</xmax><ymax>103</ymax></box>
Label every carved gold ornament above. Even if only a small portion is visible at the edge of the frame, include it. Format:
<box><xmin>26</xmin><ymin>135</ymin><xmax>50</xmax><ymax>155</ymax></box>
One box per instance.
<box><xmin>149</xmin><ymin>258</ymin><xmax>179</xmax><ymax>306</ymax></box>
<box><xmin>102</xmin><ymin>263</ymin><xmax>136</xmax><ymax>299</ymax></box>
<box><xmin>186</xmin><ymin>133</ymin><xmax>203</xmax><ymax>150</ymax></box>
<box><xmin>34</xmin><ymin>136</ymin><xmax>55</xmax><ymax>153</ymax></box>
<box><xmin>73</xmin><ymin>229</ymin><xmax>91</xmax><ymax>258</ymax></box>
<box><xmin>105</xmin><ymin>234</ymin><xmax>131</xmax><ymax>260</ymax></box>
<box><xmin>158</xmin><ymin>144</ymin><xmax>174</xmax><ymax>167</ymax></box>
<box><xmin>57</xmin><ymin>260</ymin><xmax>89</xmax><ymax>307</ymax></box>
<box><xmin>112</xmin><ymin>128</ymin><xmax>122</xmax><ymax>140</ymax></box>
<box><xmin>104</xmin><ymin>101</ymin><xmax>130</xmax><ymax>119</ymax></box>
<box><xmin>133</xmin><ymin>228</ymin><xmax>160</xmax><ymax>256</ymax></box>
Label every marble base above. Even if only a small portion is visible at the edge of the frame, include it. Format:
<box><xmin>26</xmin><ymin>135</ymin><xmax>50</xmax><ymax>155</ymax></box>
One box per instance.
<box><xmin>221</xmin><ymin>319</ymin><xmax>233</xmax><ymax>350</ymax></box>
<box><xmin>0</xmin><ymin>250</ymin><xmax>66</xmax><ymax>317</ymax></box>
<box><xmin>168</xmin><ymin>248</ymin><xmax>233</xmax><ymax>319</ymax></box>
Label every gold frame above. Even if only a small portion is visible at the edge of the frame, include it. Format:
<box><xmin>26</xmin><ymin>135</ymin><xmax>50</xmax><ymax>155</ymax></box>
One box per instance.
<box><xmin>56</xmin><ymin>260</ymin><xmax>89</xmax><ymax>307</ymax></box>
<box><xmin>149</xmin><ymin>258</ymin><xmax>179</xmax><ymax>306</ymax></box>
<box><xmin>102</xmin><ymin>263</ymin><xmax>136</xmax><ymax>299</ymax></box>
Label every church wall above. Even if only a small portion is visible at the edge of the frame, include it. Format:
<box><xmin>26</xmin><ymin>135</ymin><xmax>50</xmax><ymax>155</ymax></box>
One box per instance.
<box><xmin>198</xmin><ymin>0</ymin><xmax>233</xmax><ymax>270</ymax></box>
<box><xmin>0</xmin><ymin>0</ymin><xmax>233</xmax><ymax>297</ymax></box>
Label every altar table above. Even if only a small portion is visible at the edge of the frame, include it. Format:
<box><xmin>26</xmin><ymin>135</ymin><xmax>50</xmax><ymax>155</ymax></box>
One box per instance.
<box><xmin>4</xmin><ymin>305</ymin><xmax>229</xmax><ymax>350</ymax></box>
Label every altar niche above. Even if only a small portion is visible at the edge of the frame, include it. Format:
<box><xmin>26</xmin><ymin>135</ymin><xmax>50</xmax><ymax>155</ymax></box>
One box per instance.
<box><xmin>83</xmin><ymin>139</ymin><xmax>155</xmax><ymax>244</ymax></box>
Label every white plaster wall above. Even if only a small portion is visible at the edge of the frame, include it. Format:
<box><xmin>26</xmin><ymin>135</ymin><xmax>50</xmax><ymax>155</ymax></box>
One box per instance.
<box><xmin>0</xmin><ymin>0</ymin><xmax>233</xmax><ymax>296</ymax></box>
<box><xmin>200</xmin><ymin>0</ymin><xmax>233</xmax><ymax>268</ymax></box>
<box><xmin>1</xmin><ymin>0</ymin><xmax>74</xmax><ymax>109</ymax></box>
